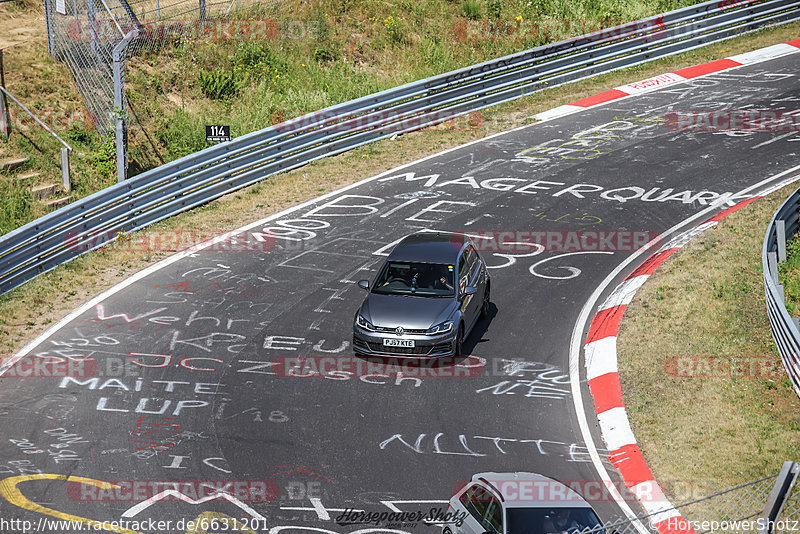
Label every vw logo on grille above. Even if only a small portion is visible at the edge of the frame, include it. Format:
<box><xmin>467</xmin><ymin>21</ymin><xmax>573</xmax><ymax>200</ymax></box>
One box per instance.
<box><xmin>395</xmin><ymin>327</ymin><xmax>404</xmax><ymax>336</ymax></box>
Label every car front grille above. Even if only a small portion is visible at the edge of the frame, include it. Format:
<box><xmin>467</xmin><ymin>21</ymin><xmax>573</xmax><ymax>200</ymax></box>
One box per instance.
<box><xmin>373</xmin><ymin>326</ymin><xmax>428</xmax><ymax>334</ymax></box>
<box><xmin>366</xmin><ymin>342</ymin><xmax>431</xmax><ymax>355</ymax></box>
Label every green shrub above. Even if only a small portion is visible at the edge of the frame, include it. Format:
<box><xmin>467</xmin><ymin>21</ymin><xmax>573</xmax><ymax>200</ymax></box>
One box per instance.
<box><xmin>198</xmin><ymin>68</ymin><xmax>241</xmax><ymax>100</ymax></box>
<box><xmin>486</xmin><ymin>0</ymin><xmax>502</xmax><ymax>18</ymax></box>
<box><xmin>463</xmin><ymin>0</ymin><xmax>482</xmax><ymax>19</ymax></box>
<box><xmin>91</xmin><ymin>137</ymin><xmax>116</xmax><ymax>179</ymax></box>
<box><xmin>313</xmin><ymin>46</ymin><xmax>338</xmax><ymax>63</ymax></box>
<box><xmin>156</xmin><ymin>109</ymin><xmax>209</xmax><ymax>160</ymax></box>
<box><xmin>0</xmin><ymin>181</ymin><xmax>32</xmax><ymax>235</ymax></box>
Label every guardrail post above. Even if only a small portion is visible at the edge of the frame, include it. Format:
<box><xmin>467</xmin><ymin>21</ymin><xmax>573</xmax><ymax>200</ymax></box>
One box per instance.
<box><xmin>793</xmin><ymin>318</ymin><xmax>799</xmax><ymax>331</ymax></box>
<box><xmin>43</xmin><ymin>0</ymin><xmax>55</xmax><ymax>57</ymax></box>
<box><xmin>758</xmin><ymin>461</ymin><xmax>799</xmax><ymax>534</ymax></box>
<box><xmin>61</xmin><ymin>148</ymin><xmax>71</xmax><ymax>193</ymax></box>
<box><xmin>199</xmin><ymin>0</ymin><xmax>206</xmax><ymax>21</ymax></box>
<box><xmin>769</xmin><ymin>252</ymin><xmax>779</xmax><ymax>284</ymax></box>
<box><xmin>778</xmin><ymin>285</ymin><xmax>785</xmax><ymax>304</ymax></box>
<box><xmin>777</xmin><ymin>220</ymin><xmax>787</xmax><ymax>262</ymax></box>
<box><xmin>0</xmin><ymin>50</ymin><xmax>9</xmax><ymax>142</ymax></box>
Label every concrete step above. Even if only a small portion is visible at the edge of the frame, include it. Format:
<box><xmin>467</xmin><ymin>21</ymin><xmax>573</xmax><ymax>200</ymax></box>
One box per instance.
<box><xmin>0</xmin><ymin>157</ymin><xmax>29</xmax><ymax>172</ymax></box>
<box><xmin>45</xmin><ymin>196</ymin><xmax>72</xmax><ymax>209</ymax></box>
<box><xmin>31</xmin><ymin>183</ymin><xmax>58</xmax><ymax>200</ymax></box>
<box><xmin>17</xmin><ymin>171</ymin><xmax>41</xmax><ymax>181</ymax></box>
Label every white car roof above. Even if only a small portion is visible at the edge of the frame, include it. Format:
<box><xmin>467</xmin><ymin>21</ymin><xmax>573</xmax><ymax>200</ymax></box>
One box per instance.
<box><xmin>471</xmin><ymin>472</ymin><xmax>593</xmax><ymax>509</ymax></box>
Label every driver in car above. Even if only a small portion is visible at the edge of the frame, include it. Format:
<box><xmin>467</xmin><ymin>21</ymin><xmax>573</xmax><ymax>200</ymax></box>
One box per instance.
<box><xmin>434</xmin><ymin>265</ymin><xmax>454</xmax><ymax>291</ymax></box>
<box><xmin>542</xmin><ymin>509</ymin><xmax>582</xmax><ymax>534</ymax></box>
<box><xmin>381</xmin><ymin>265</ymin><xmax>410</xmax><ymax>287</ymax></box>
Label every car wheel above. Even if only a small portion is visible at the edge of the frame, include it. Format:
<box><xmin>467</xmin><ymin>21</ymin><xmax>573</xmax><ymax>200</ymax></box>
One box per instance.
<box><xmin>454</xmin><ymin>324</ymin><xmax>464</xmax><ymax>358</ymax></box>
<box><xmin>480</xmin><ymin>282</ymin><xmax>491</xmax><ymax>318</ymax></box>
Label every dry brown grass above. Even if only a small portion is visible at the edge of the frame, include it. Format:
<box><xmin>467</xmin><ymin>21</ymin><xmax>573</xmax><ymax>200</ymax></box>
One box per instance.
<box><xmin>618</xmin><ymin>182</ymin><xmax>800</xmax><ymax>500</ymax></box>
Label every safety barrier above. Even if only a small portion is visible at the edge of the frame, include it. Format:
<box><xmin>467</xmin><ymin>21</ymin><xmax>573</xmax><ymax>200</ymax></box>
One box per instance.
<box><xmin>763</xmin><ymin>185</ymin><xmax>800</xmax><ymax>399</ymax></box>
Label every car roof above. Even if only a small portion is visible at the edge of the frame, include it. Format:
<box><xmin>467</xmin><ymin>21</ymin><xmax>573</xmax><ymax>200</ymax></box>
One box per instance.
<box><xmin>471</xmin><ymin>472</ymin><xmax>593</xmax><ymax>509</ymax></box>
<box><xmin>386</xmin><ymin>232</ymin><xmax>470</xmax><ymax>264</ymax></box>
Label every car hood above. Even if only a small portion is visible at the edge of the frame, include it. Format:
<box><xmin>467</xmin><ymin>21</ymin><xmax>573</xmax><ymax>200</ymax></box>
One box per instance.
<box><xmin>361</xmin><ymin>293</ymin><xmax>457</xmax><ymax>330</ymax></box>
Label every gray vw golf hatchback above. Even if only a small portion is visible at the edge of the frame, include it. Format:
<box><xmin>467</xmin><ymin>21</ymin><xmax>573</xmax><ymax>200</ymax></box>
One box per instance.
<box><xmin>352</xmin><ymin>231</ymin><xmax>490</xmax><ymax>358</ymax></box>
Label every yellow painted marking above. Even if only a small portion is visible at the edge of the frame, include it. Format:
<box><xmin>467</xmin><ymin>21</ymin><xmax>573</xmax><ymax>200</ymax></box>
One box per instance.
<box><xmin>0</xmin><ymin>473</ymin><xmax>143</xmax><ymax>534</ymax></box>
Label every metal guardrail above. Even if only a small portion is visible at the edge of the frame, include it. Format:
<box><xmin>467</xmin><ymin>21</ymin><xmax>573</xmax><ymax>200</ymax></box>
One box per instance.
<box><xmin>763</xmin><ymin>186</ymin><xmax>800</xmax><ymax>399</ymax></box>
<box><xmin>2</xmin><ymin>0</ymin><xmax>800</xmax><ymax>295</ymax></box>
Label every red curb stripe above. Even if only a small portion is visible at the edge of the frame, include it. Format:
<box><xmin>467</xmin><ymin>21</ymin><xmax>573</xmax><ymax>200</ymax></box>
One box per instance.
<box><xmin>655</xmin><ymin>518</ymin><xmax>697</xmax><ymax>534</ymax></box>
<box><xmin>608</xmin><ymin>443</ymin><xmax>654</xmax><ymax>487</ymax></box>
<box><xmin>624</xmin><ymin>248</ymin><xmax>679</xmax><ymax>279</ymax></box>
<box><xmin>672</xmin><ymin>58</ymin><xmax>741</xmax><ymax>79</ymax></box>
<box><xmin>703</xmin><ymin>196</ymin><xmax>761</xmax><ymax>223</ymax></box>
<box><xmin>589</xmin><ymin>372</ymin><xmax>624</xmax><ymax>413</ymax></box>
<box><xmin>787</xmin><ymin>39</ymin><xmax>800</xmax><ymax>48</ymax></box>
<box><xmin>585</xmin><ymin>304</ymin><xmax>626</xmax><ymax>343</ymax></box>
<box><xmin>570</xmin><ymin>89</ymin><xmax>629</xmax><ymax>107</ymax></box>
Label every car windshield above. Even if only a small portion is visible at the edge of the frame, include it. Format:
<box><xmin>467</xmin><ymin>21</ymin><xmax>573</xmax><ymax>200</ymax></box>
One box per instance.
<box><xmin>371</xmin><ymin>261</ymin><xmax>455</xmax><ymax>297</ymax></box>
<box><xmin>506</xmin><ymin>507</ymin><xmax>604</xmax><ymax>534</ymax></box>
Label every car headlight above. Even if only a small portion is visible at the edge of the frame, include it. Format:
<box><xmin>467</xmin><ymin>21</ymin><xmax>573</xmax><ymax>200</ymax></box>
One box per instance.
<box><xmin>426</xmin><ymin>320</ymin><xmax>453</xmax><ymax>335</ymax></box>
<box><xmin>356</xmin><ymin>314</ymin><xmax>376</xmax><ymax>331</ymax></box>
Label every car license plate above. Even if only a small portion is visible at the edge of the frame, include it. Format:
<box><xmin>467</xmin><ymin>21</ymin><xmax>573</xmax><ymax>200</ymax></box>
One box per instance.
<box><xmin>383</xmin><ymin>338</ymin><xmax>414</xmax><ymax>348</ymax></box>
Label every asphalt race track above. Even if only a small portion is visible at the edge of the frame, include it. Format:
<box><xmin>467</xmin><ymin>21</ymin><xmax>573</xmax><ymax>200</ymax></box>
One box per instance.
<box><xmin>1</xmin><ymin>51</ymin><xmax>799</xmax><ymax>534</ymax></box>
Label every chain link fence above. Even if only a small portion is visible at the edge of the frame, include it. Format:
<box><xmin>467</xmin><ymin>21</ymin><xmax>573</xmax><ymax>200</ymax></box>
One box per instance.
<box><xmin>556</xmin><ymin>467</ymin><xmax>796</xmax><ymax>534</ymax></box>
<box><xmin>42</xmin><ymin>0</ymin><xmax>270</xmax><ymax>180</ymax></box>
<box><xmin>631</xmin><ymin>474</ymin><xmax>777</xmax><ymax>533</ymax></box>
<box><xmin>775</xmin><ymin>464</ymin><xmax>800</xmax><ymax>533</ymax></box>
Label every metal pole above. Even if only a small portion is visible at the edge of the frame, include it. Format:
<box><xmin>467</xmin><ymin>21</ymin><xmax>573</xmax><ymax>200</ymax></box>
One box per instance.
<box><xmin>0</xmin><ymin>87</ymin><xmax>72</xmax><ymax>150</ymax></box>
<box><xmin>777</xmin><ymin>220</ymin><xmax>787</xmax><ymax>263</ymax></box>
<box><xmin>769</xmin><ymin>252</ymin><xmax>779</xmax><ymax>284</ymax></box>
<box><xmin>43</xmin><ymin>0</ymin><xmax>56</xmax><ymax>57</ymax></box>
<box><xmin>112</xmin><ymin>31</ymin><xmax>137</xmax><ymax>183</ymax></box>
<box><xmin>61</xmin><ymin>148</ymin><xmax>71</xmax><ymax>192</ymax></box>
<box><xmin>87</xmin><ymin>0</ymin><xmax>99</xmax><ymax>59</ymax></box>
<box><xmin>113</xmin><ymin>46</ymin><xmax>125</xmax><ymax>183</ymax></box>
<box><xmin>758</xmin><ymin>461</ymin><xmax>799</xmax><ymax>534</ymax></box>
<box><xmin>0</xmin><ymin>50</ymin><xmax>9</xmax><ymax>141</ymax></box>
<box><xmin>200</xmin><ymin>0</ymin><xmax>206</xmax><ymax>21</ymax></box>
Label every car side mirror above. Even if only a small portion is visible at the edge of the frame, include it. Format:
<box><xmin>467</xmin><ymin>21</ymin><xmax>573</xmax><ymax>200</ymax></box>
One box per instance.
<box><xmin>464</xmin><ymin>285</ymin><xmax>478</xmax><ymax>296</ymax></box>
<box><xmin>358</xmin><ymin>280</ymin><xmax>370</xmax><ymax>291</ymax></box>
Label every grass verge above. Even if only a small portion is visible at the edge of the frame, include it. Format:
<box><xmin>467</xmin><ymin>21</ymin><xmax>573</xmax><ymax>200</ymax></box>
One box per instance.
<box><xmin>617</xmin><ymin>182</ymin><xmax>800</xmax><ymax>500</ymax></box>
<box><xmin>0</xmin><ymin>0</ymin><xmax>776</xmax><ymax>231</ymax></box>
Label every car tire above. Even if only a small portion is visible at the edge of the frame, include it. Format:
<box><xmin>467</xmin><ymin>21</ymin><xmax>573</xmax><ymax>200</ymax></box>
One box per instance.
<box><xmin>454</xmin><ymin>324</ymin><xmax>464</xmax><ymax>358</ymax></box>
<box><xmin>480</xmin><ymin>282</ymin><xmax>491</xmax><ymax>319</ymax></box>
